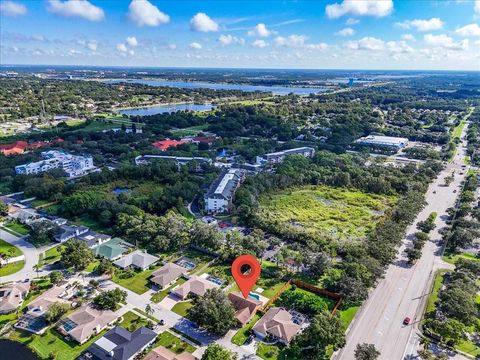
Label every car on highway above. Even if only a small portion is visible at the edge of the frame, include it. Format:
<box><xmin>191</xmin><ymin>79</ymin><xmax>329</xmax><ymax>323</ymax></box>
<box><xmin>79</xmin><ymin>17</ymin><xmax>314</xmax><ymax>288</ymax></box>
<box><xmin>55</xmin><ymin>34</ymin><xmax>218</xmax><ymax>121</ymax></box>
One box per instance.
<box><xmin>403</xmin><ymin>317</ymin><xmax>411</xmax><ymax>325</ymax></box>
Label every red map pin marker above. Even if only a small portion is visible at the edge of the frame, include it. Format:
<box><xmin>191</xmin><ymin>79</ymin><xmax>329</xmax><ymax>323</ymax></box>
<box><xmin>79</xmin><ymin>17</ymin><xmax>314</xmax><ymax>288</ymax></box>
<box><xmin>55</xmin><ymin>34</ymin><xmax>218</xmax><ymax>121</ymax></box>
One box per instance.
<box><xmin>231</xmin><ymin>254</ymin><xmax>261</xmax><ymax>299</ymax></box>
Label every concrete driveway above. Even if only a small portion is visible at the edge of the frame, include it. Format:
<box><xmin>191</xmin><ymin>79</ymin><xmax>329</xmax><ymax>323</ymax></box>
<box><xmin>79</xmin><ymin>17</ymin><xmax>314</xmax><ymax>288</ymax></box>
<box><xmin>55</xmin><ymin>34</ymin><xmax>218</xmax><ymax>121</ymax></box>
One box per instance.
<box><xmin>0</xmin><ymin>228</ymin><xmax>40</xmax><ymax>283</ymax></box>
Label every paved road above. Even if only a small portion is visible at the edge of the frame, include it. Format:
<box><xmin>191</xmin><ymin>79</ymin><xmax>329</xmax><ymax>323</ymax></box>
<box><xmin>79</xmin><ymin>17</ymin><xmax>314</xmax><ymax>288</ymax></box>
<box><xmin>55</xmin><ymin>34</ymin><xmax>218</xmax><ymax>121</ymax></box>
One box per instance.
<box><xmin>0</xmin><ymin>228</ymin><xmax>40</xmax><ymax>283</ymax></box>
<box><xmin>336</xmin><ymin>121</ymin><xmax>472</xmax><ymax>360</ymax></box>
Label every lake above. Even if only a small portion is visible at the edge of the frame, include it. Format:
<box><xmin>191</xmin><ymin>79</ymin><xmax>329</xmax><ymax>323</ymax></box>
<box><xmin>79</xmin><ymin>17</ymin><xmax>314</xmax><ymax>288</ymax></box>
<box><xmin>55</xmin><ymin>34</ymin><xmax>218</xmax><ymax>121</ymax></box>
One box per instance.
<box><xmin>0</xmin><ymin>339</ymin><xmax>39</xmax><ymax>360</ymax></box>
<box><xmin>118</xmin><ymin>103</ymin><xmax>215</xmax><ymax>116</ymax></box>
<box><xmin>104</xmin><ymin>79</ymin><xmax>328</xmax><ymax>96</ymax></box>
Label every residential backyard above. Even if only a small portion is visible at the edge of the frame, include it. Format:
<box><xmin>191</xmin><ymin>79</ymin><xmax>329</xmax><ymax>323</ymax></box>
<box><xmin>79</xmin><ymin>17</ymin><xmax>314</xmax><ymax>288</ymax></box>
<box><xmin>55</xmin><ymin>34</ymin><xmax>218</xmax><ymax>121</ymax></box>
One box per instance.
<box><xmin>153</xmin><ymin>330</ymin><xmax>196</xmax><ymax>354</ymax></box>
<box><xmin>2</xmin><ymin>221</ymin><xmax>30</xmax><ymax>236</ymax></box>
<box><xmin>112</xmin><ymin>264</ymin><xmax>162</xmax><ymax>294</ymax></box>
<box><xmin>0</xmin><ymin>238</ymin><xmax>23</xmax><ymax>257</ymax></box>
<box><xmin>257</xmin><ymin>185</ymin><xmax>397</xmax><ymax>240</ymax></box>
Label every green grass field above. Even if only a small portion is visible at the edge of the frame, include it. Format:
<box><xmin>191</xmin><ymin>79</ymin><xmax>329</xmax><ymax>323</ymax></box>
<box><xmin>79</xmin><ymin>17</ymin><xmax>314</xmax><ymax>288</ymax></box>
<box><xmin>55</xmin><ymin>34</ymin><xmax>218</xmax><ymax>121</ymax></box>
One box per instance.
<box><xmin>42</xmin><ymin>245</ymin><xmax>63</xmax><ymax>265</ymax></box>
<box><xmin>153</xmin><ymin>330</ymin><xmax>196</xmax><ymax>354</ymax></box>
<box><xmin>442</xmin><ymin>251</ymin><xmax>479</xmax><ymax>265</ymax></box>
<box><xmin>3</xmin><ymin>221</ymin><xmax>30</xmax><ymax>236</ymax></box>
<box><xmin>151</xmin><ymin>278</ymin><xmax>186</xmax><ymax>303</ymax></box>
<box><xmin>258</xmin><ymin>185</ymin><xmax>397</xmax><ymax>240</ymax></box>
<box><xmin>257</xmin><ymin>342</ymin><xmax>287</xmax><ymax>360</ymax></box>
<box><xmin>0</xmin><ymin>260</ymin><xmax>25</xmax><ymax>276</ymax></box>
<box><xmin>231</xmin><ymin>313</ymin><xmax>261</xmax><ymax>345</ymax></box>
<box><xmin>171</xmin><ymin>301</ymin><xmax>193</xmax><ymax>317</ymax></box>
<box><xmin>112</xmin><ymin>264</ymin><xmax>162</xmax><ymax>294</ymax></box>
<box><xmin>119</xmin><ymin>311</ymin><xmax>150</xmax><ymax>331</ymax></box>
<box><xmin>170</xmin><ymin>125</ymin><xmax>208</xmax><ymax>137</ymax></box>
<box><xmin>0</xmin><ymin>238</ymin><xmax>23</xmax><ymax>257</ymax></box>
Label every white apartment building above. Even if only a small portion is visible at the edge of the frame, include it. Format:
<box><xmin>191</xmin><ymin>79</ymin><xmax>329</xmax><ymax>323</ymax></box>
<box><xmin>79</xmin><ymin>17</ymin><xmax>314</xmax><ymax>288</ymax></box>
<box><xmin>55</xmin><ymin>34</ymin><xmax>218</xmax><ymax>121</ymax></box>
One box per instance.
<box><xmin>204</xmin><ymin>169</ymin><xmax>243</xmax><ymax>214</ymax></box>
<box><xmin>256</xmin><ymin>147</ymin><xmax>316</xmax><ymax>166</ymax></box>
<box><xmin>15</xmin><ymin>150</ymin><xmax>95</xmax><ymax>178</ymax></box>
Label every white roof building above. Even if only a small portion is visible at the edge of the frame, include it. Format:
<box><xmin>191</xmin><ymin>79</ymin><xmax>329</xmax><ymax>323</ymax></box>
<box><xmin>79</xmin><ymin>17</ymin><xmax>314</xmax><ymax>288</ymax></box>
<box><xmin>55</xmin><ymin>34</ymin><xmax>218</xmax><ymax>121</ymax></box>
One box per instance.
<box><xmin>355</xmin><ymin>135</ymin><xmax>409</xmax><ymax>148</ymax></box>
<box><xmin>113</xmin><ymin>250</ymin><xmax>159</xmax><ymax>270</ymax></box>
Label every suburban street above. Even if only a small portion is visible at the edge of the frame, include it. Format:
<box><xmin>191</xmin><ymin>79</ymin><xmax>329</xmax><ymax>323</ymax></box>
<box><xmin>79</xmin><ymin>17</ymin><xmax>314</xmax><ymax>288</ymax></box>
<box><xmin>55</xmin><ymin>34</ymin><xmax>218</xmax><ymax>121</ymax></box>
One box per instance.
<box><xmin>336</xmin><ymin>121</ymin><xmax>472</xmax><ymax>360</ymax></box>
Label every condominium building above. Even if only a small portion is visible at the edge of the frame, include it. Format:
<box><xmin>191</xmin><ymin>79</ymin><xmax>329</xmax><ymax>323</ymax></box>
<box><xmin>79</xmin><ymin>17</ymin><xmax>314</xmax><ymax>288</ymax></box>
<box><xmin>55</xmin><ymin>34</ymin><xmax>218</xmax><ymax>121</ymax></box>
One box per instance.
<box><xmin>15</xmin><ymin>150</ymin><xmax>95</xmax><ymax>178</ymax></box>
<box><xmin>355</xmin><ymin>135</ymin><xmax>409</xmax><ymax>149</ymax></box>
<box><xmin>204</xmin><ymin>169</ymin><xmax>243</xmax><ymax>214</ymax></box>
<box><xmin>256</xmin><ymin>147</ymin><xmax>315</xmax><ymax>166</ymax></box>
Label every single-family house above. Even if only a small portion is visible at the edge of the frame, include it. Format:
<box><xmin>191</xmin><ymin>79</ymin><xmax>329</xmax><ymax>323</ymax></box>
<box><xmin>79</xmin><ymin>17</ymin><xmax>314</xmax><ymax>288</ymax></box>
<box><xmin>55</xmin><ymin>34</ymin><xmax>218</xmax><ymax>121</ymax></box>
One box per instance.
<box><xmin>228</xmin><ymin>292</ymin><xmax>263</xmax><ymax>326</ymax></box>
<box><xmin>144</xmin><ymin>346</ymin><xmax>197</xmax><ymax>360</ymax></box>
<box><xmin>95</xmin><ymin>238</ymin><xmax>129</xmax><ymax>261</ymax></box>
<box><xmin>114</xmin><ymin>250</ymin><xmax>159</xmax><ymax>271</ymax></box>
<box><xmin>82</xmin><ymin>326</ymin><xmax>157</xmax><ymax>360</ymax></box>
<box><xmin>150</xmin><ymin>263</ymin><xmax>188</xmax><ymax>289</ymax></box>
<box><xmin>54</xmin><ymin>224</ymin><xmax>89</xmax><ymax>243</ymax></box>
<box><xmin>57</xmin><ymin>305</ymin><xmax>118</xmax><ymax>344</ymax></box>
<box><xmin>0</xmin><ymin>282</ymin><xmax>30</xmax><ymax>314</ymax></box>
<box><xmin>76</xmin><ymin>230</ymin><xmax>111</xmax><ymax>248</ymax></box>
<box><xmin>252</xmin><ymin>307</ymin><xmax>302</xmax><ymax>345</ymax></box>
<box><xmin>171</xmin><ymin>275</ymin><xmax>219</xmax><ymax>300</ymax></box>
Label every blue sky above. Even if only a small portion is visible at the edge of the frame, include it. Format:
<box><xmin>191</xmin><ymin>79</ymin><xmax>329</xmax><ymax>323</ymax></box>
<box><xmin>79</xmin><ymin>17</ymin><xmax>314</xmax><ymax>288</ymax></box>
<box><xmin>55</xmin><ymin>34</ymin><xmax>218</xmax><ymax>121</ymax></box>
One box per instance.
<box><xmin>1</xmin><ymin>0</ymin><xmax>479</xmax><ymax>70</ymax></box>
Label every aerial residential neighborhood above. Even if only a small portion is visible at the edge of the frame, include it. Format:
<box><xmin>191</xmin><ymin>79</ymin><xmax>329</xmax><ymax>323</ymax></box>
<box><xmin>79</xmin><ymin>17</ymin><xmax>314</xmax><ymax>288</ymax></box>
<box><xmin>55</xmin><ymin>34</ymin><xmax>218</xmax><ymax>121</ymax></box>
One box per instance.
<box><xmin>0</xmin><ymin>1</ymin><xmax>479</xmax><ymax>360</ymax></box>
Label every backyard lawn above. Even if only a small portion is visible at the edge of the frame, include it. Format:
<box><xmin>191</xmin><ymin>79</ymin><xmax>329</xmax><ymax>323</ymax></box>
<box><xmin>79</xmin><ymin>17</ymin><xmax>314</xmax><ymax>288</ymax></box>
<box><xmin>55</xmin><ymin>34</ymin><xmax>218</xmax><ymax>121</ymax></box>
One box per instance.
<box><xmin>258</xmin><ymin>185</ymin><xmax>397</xmax><ymax>240</ymax></box>
<box><xmin>442</xmin><ymin>251</ymin><xmax>479</xmax><ymax>265</ymax></box>
<box><xmin>152</xmin><ymin>330</ymin><xmax>196</xmax><ymax>354</ymax></box>
<box><xmin>338</xmin><ymin>305</ymin><xmax>360</xmax><ymax>330</ymax></box>
<box><xmin>112</xmin><ymin>264</ymin><xmax>162</xmax><ymax>294</ymax></box>
<box><xmin>257</xmin><ymin>342</ymin><xmax>287</xmax><ymax>360</ymax></box>
<box><xmin>171</xmin><ymin>301</ymin><xmax>193</xmax><ymax>317</ymax></box>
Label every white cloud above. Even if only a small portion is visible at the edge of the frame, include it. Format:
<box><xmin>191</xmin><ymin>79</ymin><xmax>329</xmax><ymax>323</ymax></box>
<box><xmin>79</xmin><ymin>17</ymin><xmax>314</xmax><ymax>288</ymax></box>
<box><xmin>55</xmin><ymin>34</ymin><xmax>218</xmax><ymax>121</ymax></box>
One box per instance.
<box><xmin>189</xmin><ymin>42</ymin><xmax>202</xmax><ymax>49</ymax></box>
<box><xmin>128</xmin><ymin>0</ymin><xmax>169</xmax><ymax>26</ymax></box>
<box><xmin>116</xmin><ymin>43</ymin><xmax>127</xmax><ymax>52</ymax></box>
<box><xmin>274</xmin><ymin>35</ymin><xmax>306</xmax><ymax>47</ymax></box>
<box><xmin>78</xmin><ymin>39</ymin><xmax>98</xmax><ymax>51</ymax></box>
<box><xmin>386</xmin><ymin>41</ymin><xmax>414</xmax><ymax>53</ymax></box>
<box><xmin>336</xmin><ymin>27</ymin><xmax>355</xmax><ymax>36</ymax></box>
<box><xmin>252</xmin><ymin>39</ymin><xmax>268</xmax><ymax>48</ymax></box>
<box><xmin>396</xmin><ymin>18</ymin><xmax>444</xmax><ymax>32</ymax></box>
<box><xmin>346</xmin><ymin>17</ymin><xmax>359</xmax><ymax>25</ymax></box>
<box><xmin>345</xmin><ymin>36</ymin><xmax>385</xmax><ymax>50</ymax></box>
<box><xmin>455</xmin><ymin>24</ymin><xmax>480</xmax><ymax>37</ymax></box>
<box><xmin>167</xmin><ymin>44</ymin><xmax>177</xmax><ymax>50</ymax></box>
<box><xmin>475</xmin><ymin>0</ymin><xmax>480</xmax><ymax>14</ymax></box>
<box><xmin>401</xmin><ymin>34</ymin><xmax>415</xmax><ymax>41</ymax></box>
<box><xmin>0</xmin><ymin>1</ymin><xmax>27</xmax><ymax>16</ymax></box>
<box><xmin>218</xmin><ymin>34</ymin><xmax>244</xmax><ymax>46</ymax></box>
<box><xmin>326</xmin><ymin>0</ymin><xmax>393</xmax><ymax>19</ymax></box>
<box><xmin>190</xmin><ymin>13</ymin><xmax>219</xmax><ymax>32</ymax></box>
<box><xmin>248</xmin><ymin>23</ymin><xmax>271</xmax><ymax>37</ymax></box>
<box><xmin>305</xmin><ymin>43</ymin><xmax>328</xmax><ymax>50</ymax></box>
<box><xmin>47</xmin><ymin>0</ymin><xmax>104</xmax><ymax>21</ymax></box>
<box><xmin>424</xmin><ymin>34</ymin><xmax>469</xmax><ymax>50</ymax></box>
<box><xmin>126</xmin><ymin>36</ymin><xmax>138</xmax><ymax>47</ymax></box>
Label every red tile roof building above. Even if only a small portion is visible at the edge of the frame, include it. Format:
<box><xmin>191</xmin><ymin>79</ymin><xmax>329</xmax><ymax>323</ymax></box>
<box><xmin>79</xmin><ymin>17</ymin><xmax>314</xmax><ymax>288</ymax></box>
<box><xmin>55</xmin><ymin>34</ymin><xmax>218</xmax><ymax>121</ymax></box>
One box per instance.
<box><xmin>152</xmin><ymin>139</ymin><xmax>187</xmax><ymax>151</ymax></box>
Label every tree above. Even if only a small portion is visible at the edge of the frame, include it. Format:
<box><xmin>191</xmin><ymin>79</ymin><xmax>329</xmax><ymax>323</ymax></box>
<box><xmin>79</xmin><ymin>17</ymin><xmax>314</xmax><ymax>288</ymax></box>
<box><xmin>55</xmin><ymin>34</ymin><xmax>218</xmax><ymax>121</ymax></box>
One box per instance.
<box><xmin>190</xmin><ymin>221</ymin><xmax>223</xmax><ymax>251</ymax></box>
<box><xmin>33</xmin><ymin>264</ymin><xmax>40</xmax><ymax>278</ymax></box>
<box><xmin>49</xmin><ymin>271</ymin><xmax>64</xmax><ymax>285</ymax></box>
<box><xmin>94</xmin><ymin>258</ymin><xmax>114</xmax><ymax>276</ymax></box>
<box><xmin>29</xmin><ymin>221</ymin><xmax>58</xmax><ymax>246</ymax></box>
<box><xmin>307</xmin><ymin>252</ymin><xmax>332</xmax><ymax>278</ymax></box>
<box><xmin>60</xmin><ymin>239</ymin><xmax>94</xmax><ymax>271</ymax></box>
<box><xmin>0</xmin><ymin>202</ymin><xmax>8</xmax><ymax>216</ymax></box>
<box><xmin>145</xmin><ymin>304</ymin><xmax>154</xmax><ymax>317</ymax></box>
<box><xmin>45</xmin><ymin>302</ymin><xmax>70</xmax><ymax>323</ymax></box>
<box><xmin>354</xmin><ymin>343</ymin><xmax>380</xmax><ymax>360</ymax></box>
<box><xmin>187</xmin><ymin>288</ymin><xmax>236</xmax><ymax>336</ymax></box>
<box><xmin>201</xmin><ymin>344</ymin><xmax>237</xmax><ymax>360</ymax></box>
<box><xmin>93</xmin><ymin>288</ymin><xmax>127</xmax><ymax>311</ymax></box>
<box><xmin>290</xmin><ymin>311</ymin><xmax>346</xmax><ymax>360</ymax></box>
<box><xmin>406</xmin><ymin>248</ymin><xmax>422</xmax><ymax>264</ymax></box>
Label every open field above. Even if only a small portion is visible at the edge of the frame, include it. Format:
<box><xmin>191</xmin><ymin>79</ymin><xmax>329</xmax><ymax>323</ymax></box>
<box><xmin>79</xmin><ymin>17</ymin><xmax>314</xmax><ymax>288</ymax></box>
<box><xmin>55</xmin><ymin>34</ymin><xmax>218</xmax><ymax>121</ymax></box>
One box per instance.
<box><xmin>170</xmin><ymin>125</ymin><xmax>208</xmax><ymax>137</ymax></box>
<box><xmin>0</xmin><ymin>238</ymin><xmax>23</xmax><ymax>257</ymax></box>
<box><xmin>171</xmin><ymin>301</ymin><xmax>193</xmax><ymax>317</ymax></box>
<box><xmin>258</xmin><ymin>185</ymin><xmax>397</xmax><ymax>240</ymax></box>
<box><xmin>3</xmin><ymin>221</ymin><xmax>30</xmax><ymax>236</ymax></box>
<box><xmin>42</xmin><ymin>245</ymin><xmax>63</xmax><ymax>266</ymax></box>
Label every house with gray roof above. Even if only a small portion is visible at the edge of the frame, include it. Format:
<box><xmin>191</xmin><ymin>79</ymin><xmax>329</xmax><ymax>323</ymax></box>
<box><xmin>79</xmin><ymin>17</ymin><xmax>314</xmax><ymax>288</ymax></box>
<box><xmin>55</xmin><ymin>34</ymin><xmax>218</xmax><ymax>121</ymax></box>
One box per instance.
<box><xmin>114</xmin><ymin>250</ymin><xmax>159</xmax><ymax>271</ymax></box>
<box><xmin>150</xmin><ymin>263</ymin><xmax>188</xmax><ymax>289</ymax></box>
<box><xmin>81</xmin><ymin>326</ymin><xmax>157</xmax><ymax>360</ymax></box>
<box><xmin>204</xmin><ymin>169</ymin><xmax>244</xmax><ymax>214</ymax></box>
<box><xmin>0</xmin><ymin>282</ymin><xmax>30</xmax><ymax>314</ymax></box>
<box><xmin>54</xmin><ymin>224</ymin><xmax>89</xmax><ymax>243</ymax></box>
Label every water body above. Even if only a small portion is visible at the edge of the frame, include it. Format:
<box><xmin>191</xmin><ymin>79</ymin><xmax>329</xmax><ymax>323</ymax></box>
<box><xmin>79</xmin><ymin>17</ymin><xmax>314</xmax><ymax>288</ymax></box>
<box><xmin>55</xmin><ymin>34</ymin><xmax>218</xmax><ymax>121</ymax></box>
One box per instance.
<box><xmin>118</xmin><ymin>103</ymin><xmax>215</xmax><ymax>116</ymax></box>
<box><xmin>105</xmin><ymin>79</ymin><xmax>328</xmax><ymax>96</ymax></box>
<box><xmin>0</xmin><ymin>339</ymin><xmax>40</xmax><ymax>360</ymax></box>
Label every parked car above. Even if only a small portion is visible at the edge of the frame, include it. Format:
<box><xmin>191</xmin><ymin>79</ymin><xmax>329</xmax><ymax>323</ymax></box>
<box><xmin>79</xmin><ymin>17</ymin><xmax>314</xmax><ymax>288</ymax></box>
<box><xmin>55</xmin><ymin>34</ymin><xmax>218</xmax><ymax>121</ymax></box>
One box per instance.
<box><xmin>403</xmin><ymin>317</ymin><xmax>411</xmax><ymax>325</ymax></box>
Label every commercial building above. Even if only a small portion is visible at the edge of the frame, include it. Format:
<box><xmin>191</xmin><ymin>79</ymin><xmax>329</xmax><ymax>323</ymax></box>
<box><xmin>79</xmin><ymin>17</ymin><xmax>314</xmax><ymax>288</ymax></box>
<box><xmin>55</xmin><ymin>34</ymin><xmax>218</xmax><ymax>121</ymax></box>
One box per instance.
<box><xmin>204</xmin><ymin>169</ymin><xmax>244</xmax><ymax>214</ymax></box>
<box><xmin>355</xmin><ymin>135</ymin><xmax>409</xmax><ymax>149</ymax></box>
<box><xmin>15</xmin><ymin>150</ymin><xmax>95</xmax><ymax>178</ymax></box>
<box><xmin>255</xmin><ymin>147</ymin><xmax>315</xmax><ymax>166</ymax></box>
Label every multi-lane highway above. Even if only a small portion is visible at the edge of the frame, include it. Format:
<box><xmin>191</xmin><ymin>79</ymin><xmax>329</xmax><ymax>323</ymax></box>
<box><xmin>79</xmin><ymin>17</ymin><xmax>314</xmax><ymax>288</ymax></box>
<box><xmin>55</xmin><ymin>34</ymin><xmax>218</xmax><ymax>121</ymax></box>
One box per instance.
<box><xmin>336</xmin><ymin>119</ymin><xmax>472</xmax><ymax>360</ymax></box>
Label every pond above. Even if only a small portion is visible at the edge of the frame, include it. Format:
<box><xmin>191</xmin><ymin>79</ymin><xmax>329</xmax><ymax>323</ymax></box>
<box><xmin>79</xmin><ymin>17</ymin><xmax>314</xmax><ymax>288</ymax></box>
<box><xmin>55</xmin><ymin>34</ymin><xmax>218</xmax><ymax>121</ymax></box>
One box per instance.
<box><xmin>117</xmin><ymin>103</ymin><xmax>215</xmax><ymax>116</ymax></box>
<box><xmin>0</xmin><ymin>339</ymin><xmax>40</xmax><ymax>360</ymax></box>
<box><xmin>105</xmin><ymin>79</ymin><xmax>328</xmax><ymax>96</ymax></box>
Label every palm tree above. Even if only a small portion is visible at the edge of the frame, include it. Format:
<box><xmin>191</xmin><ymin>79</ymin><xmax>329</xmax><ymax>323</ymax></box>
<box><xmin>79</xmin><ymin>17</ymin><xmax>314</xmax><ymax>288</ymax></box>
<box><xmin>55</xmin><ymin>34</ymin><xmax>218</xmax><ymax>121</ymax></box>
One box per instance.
<box><xmin>33</xmin><ymin>264</ymin><xmax>40</xmax><ymax>278</ymax></box>
<box><xmin>145</xmin><ymin>304</ymin><xmax>154</xmax><ymax>317</ymax></box>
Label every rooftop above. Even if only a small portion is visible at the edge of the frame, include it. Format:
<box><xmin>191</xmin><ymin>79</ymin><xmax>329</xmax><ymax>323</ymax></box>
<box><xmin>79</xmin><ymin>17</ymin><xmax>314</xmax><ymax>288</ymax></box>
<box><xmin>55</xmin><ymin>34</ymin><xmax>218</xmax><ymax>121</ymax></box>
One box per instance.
<box><xmin>113</xmin><ymin>250</ymin><xmax>159</xmax><ymax>270</ymax></box>
<box><xmin>0</xmin><ymin>282</ymin><xmax>30</xmax><ymax>313</ymax></box>
<box><xmin>144</xmin><ymin>346</ymin><xmax>197</xmax><ymax>360</ymax></box>
<box><xmin>150</xmin><ymin>262</ymin><xmax>188</xmax><ymax>287</ymax></box>
<box><xmin>252</xmin><ymin>307</ymin><xmax>302</xmax><ymax>344</ymax></box>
